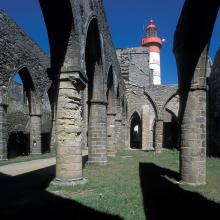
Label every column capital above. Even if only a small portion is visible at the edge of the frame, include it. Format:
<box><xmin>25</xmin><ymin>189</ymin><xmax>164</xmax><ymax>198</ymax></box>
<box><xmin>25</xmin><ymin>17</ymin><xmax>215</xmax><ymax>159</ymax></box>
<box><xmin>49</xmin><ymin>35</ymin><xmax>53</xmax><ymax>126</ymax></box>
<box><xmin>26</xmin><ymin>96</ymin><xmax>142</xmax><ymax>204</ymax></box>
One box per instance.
<box><xmin>178</xmin><ymin>84</ymin><xmax>207</xmax><ymax>95</ymax></box>
<box><xmin>30</xmin><ymin>113</ymin><xmax>42</xmax><ymax>117</ymax></box>
<box><xmin>88</xmin><ymin>99</ymin><xmax>108</xmax><ymax>106</ymax></box>
<box><xmin>61</xmin><ymin>67</ymin><xmax>88</xmax><ymax>90</ymax></box>
<box><xmin>190</xmin><ymin>84</ymin><xmax>207</xmax><ymax>91</ymax></box>
<box><xmin>115</xmin><ymin>118</ymin><xmax>122</xmax><ymax>122</ymax></box>
<box><xmin>48</xmin><ymin>66</ymin><xmax>88</xmax><ymax>90</ymax></box>
<box><xmin>155</xmin><ymin>118</ymin><xmax>163</xmax><ymax>122</ymax></box>
<box><xmin>107</xmin><ymin>112</ymin><xmax>117</xmax><ymax>116</ymax></box>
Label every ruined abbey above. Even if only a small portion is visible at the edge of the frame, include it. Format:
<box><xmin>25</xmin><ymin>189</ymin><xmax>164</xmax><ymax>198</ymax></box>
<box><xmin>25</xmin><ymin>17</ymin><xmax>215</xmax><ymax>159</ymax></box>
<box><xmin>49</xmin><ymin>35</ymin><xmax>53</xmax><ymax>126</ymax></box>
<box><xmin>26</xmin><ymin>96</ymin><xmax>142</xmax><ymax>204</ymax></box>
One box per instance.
<box><xmin>0</xmin><ymin>0</ymin><xmax>220</xmax><ymax>187</ymax></box>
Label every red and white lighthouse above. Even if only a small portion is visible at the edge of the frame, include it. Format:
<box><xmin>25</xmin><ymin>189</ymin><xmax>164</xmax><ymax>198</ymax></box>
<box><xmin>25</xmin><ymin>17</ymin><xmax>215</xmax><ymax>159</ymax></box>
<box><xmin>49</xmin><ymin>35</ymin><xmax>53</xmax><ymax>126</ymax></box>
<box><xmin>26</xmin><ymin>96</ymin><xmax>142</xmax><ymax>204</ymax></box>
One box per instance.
<box><xmin>142</xmin><ymin>19</ymin><xmax>162</xmax><ymax>85</ymax></box>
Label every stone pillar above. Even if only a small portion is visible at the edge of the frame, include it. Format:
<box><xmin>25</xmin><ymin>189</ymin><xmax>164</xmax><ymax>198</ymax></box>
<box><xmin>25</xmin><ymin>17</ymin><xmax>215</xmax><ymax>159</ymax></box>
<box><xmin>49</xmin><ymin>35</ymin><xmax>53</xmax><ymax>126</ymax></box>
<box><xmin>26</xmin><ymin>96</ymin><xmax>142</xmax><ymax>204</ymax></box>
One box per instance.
<box><xmin>50</xmin><ymin>118</ymin><xmax>56</xmax><ymax>152</ymax></box>
<box><xmin>115</xmin><ymin>117</ymin><xmax>122</xmax><ymax>149</ymax></box>
<box><xmin>179</xmin><ymin>47</ymin><xmax>208</xmax><ymax>185</ymax></box>
<box><xmin>154</xmin><ymin>119</ymin><xmax>163</xmax><ymax>153</ymax></box>
<box><xmin>115</xmin><ymin>101</ymin><xmax>122</xmax><ymax>149</ymax></box>
<box><xmin>88</xmin><ymin>100</ymin><xmax>107</xmax><ymax>165</ymax></box>
<box><xmin>180</xmin><ymin>89</ymin><xmax>206</xmax><ymax>185</ymax></box>
<box><xmin>55</xmin><ymin>70</ymin><xmax>87</xmax><ymax>184</ymax></box>
<box><xmin>127</xmin><ymin>124</ymin><xmax>131</xmax><ymax>149</ymax></box>
<box><xmin>107</xmin><ymin>112</ymin><xmax>116</xmax><ymax>157</ymax></box>
<box><xmin>30</xmin><ymin>114</ymin><xmax>42</xmax><ymax>155</ymax></box>
<box><xmin>125</xmin><ymin>122</ymin><xmax>130</xmax><ymax>149</ymax></box>
<box><xmin>81</xmin><ymin>88</ymin><xmax>88</xmax><ymax>150</ymax></box>
<box><xmin>121</xmin><ymin>121</ymin><xmax>126</xmax><ymax>149</ymax></box>
<box><xmin>0</xmin><ymin>101</ymin><xmax>7</xmax><ymax>160</ymax></box>
<box><xmin>142</xmin><ymin>105</ymin><xmax>152</xmax><ymax>150</ymax></box>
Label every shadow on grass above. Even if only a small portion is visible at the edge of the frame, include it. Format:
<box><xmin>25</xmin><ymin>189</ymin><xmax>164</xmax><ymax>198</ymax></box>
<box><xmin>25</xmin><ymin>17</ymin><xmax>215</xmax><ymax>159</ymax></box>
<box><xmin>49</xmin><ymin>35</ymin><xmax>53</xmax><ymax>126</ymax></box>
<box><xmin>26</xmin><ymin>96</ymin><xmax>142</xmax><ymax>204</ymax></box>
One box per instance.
<box><xmin>0</xmin><ymin>165</ymin><xmax>121</xmax><ymax>219</ymax></box>
<box><xmin>139</xmin><ymin>163</ymin><xmax>220</xmax><ymax>220</ymax></box>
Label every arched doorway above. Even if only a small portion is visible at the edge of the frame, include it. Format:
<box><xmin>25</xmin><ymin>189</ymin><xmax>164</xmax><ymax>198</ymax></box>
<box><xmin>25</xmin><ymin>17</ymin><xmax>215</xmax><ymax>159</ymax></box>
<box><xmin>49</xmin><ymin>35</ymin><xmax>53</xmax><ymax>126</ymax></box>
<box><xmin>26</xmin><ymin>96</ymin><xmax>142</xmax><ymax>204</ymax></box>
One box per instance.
<box><xmin>130</xmin><ymin>112</ymin><xmax>142</xmax><ymax>149</ymax></box>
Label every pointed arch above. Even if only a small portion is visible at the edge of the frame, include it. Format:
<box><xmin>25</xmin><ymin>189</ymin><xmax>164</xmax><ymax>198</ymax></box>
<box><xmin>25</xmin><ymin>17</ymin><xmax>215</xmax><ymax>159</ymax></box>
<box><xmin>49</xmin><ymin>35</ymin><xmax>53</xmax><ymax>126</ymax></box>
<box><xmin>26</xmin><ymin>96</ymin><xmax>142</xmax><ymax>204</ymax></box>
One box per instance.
<box><xmin>162</xmin><ymin>91</ymin><xmax>179</xmax><ymax>114</ymax></box>
<box><xmin>130</xmin><ymin>111</ymin><xmax>142</xmax><ymax>149</ymax></box>
<box><xmin>144</xmin><ymin>90</ymin><xmax>159</xmax><ymax>119</ymax></box>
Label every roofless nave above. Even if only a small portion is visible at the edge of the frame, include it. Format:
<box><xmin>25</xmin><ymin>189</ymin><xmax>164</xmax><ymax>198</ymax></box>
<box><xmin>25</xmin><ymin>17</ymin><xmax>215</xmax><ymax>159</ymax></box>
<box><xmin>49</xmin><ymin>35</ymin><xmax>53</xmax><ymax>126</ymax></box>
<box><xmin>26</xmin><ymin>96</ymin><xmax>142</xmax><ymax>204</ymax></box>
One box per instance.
<box><xmin>0</xmin><ymin>0</ymin><xmax>220</xmax><ymax>187</ymax></box>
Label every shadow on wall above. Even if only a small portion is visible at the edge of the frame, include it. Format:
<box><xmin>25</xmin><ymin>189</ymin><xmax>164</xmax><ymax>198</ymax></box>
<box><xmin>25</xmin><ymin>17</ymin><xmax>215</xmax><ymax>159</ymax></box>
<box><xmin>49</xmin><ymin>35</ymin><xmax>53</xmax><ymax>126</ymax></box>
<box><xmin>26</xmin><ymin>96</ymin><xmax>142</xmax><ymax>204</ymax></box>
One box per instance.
<box><xmin>163</xmin><ymin>120</ymin><xmax>180</xmax><ymax>150</ymax></box>
<box><xmin>0</xmin><ymin>166</ymin><xmax>121</xmax><ymax>219</ymax></box>
<box><xmin>139</xmin><ymin>163</ymin><xmax>220</xmax><ymax>220</ymax></box>
<box><xmin>41</xmin><ymin>133</ymin><xmax>51</xmax><ymax>153</ymax></box>
<box><xmin>7</xmin><ymin>132</ymin><xmax>30</xmax><ymax>158</ymax></box>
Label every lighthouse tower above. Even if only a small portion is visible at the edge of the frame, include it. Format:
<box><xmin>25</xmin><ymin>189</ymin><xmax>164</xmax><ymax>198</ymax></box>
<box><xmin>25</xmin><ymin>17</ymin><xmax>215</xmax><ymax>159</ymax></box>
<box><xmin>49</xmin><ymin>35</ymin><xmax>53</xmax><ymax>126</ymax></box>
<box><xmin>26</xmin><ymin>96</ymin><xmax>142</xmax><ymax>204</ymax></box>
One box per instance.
<box><xmin>142</xmin><ymin>20</ymin><xmax>162</xmax><ymax>85</ymax></box>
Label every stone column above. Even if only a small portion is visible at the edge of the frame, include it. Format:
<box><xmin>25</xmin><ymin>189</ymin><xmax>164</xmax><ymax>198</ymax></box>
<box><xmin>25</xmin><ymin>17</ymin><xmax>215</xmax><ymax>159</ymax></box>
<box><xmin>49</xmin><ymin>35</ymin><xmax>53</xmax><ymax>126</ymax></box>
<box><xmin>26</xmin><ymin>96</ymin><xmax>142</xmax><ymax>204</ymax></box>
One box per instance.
<box><xmin>115</xmin><ymin>117</ymin><xmax>122</xmax><ymax>149</ymax></box>
<box><xmin>142</xmin><ymin>105</ymin><xmax>151</xmax><ymax>150</ymax></box>
<box><xmin>30</xmin><ymin>114</ymin><xmax>42</xmax><ymax>155</ymax></box>
<box><xmin>0</xmin><ymin>101</ymin><xmax>7</xmax><ymax>160</ymax></box>
<box><xmin>50</xmin><ymin>118</ymin><xmax>56</xmax><ymax>152</ymax></box>
<box><xmin>107</xmin><ymin>112</ymin><xmax>116</xmax><ymax>157</ymax></box>
<box><xmin>179</xmin><ymin>47</ymin><xmax>208</xmax><ymax>185</ymax></box>
<box><xmin>180</xmin><ymin>88</ymin><xmax>206</xmax><ymax>185</ymax></box>
<box><xmin>121</xmin><ymin>121</ymin><xmax>126</xmax><ymax>149</ymax></box>
<box><xmin>81</xmin><ymin>88</ymin><xmax>88</xmax><ymax>150</ymax></box>
<box><xmin>55</xmin><ymin>69</ymin><xmax>87</xmax><ymax>184</ymax></box>
<box><xmin>88</xmin><ymin>100</ymin><xmax>107</xmax><ymax>165</ymax></box>
<box><xmin>127</xmin><ymin>124</ymin><xmax>131</xmax><ymax>149</ymax></box>
<box><xmin>115</xmin><ymin>101</ymin><xmax>122</xmax><ymax>149</ymax></box>
<box><xmin>154</xmin><ymin>119</ymin><xmax>163</xmax><ymax>153</ymax></box>
<box><xmin>125</xmin><ymin>122</ymin><xmax>130</xmax><ymax>149</ymax></box>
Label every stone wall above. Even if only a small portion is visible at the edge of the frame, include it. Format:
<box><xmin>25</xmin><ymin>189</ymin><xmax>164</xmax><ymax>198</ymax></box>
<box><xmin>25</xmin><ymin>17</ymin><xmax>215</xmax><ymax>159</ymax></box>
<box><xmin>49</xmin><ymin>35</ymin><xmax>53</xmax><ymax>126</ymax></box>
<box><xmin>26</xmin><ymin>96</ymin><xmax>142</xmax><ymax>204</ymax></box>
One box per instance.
<box><xmin>116</xmin><ymin>47</ymin><xmax>151</xmax><ymax>88</ymax></box>
<box><xmin>0</xmin><ymin>10</ymin><xmax>50</xmax><ymax>97</ymax></box>
<box><xmin>125</xmin><ymin>83</ymin><xmax>156</xmax><ymax>150</ymax></box>
<box><xmin>0</xmin><ymin>10</ymin><xmax>51</xmax><ymax>158</ymax></box>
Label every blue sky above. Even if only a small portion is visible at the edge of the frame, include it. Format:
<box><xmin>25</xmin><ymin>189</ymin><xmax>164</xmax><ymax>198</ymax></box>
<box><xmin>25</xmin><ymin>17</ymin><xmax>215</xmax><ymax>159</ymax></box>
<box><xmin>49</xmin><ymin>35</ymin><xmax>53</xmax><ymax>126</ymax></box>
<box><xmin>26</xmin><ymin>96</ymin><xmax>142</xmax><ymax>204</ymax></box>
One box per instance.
<box><xmin>1</xmin><ymin>0</ymin><xmax>220</xmax><ymax>84</ymax></box>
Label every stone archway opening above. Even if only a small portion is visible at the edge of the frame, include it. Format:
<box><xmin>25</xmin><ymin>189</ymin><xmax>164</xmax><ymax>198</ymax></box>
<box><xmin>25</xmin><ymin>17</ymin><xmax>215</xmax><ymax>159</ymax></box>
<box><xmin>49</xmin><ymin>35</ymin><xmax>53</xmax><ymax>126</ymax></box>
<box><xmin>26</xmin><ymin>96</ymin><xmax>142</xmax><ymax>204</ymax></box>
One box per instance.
<box><xmin>7</xmin><ymin>132</ymin><xmax>29</xmax><ymax>159</ymax></box>
<box><xmin>163</xmin><ymin>109</ymin><xmax>180</xmax><ymax>150</ymax></box>
<box><xmin>7</xmin><ymin>70</ymin><xmax>33</xmax><ymax>158</ymax></box>
<box><xmin>130</xmin><ymin>112</ymin><xmax>142</xmax><ymax>149</ymax></box>
<box><xmin>6</xmin><ymin>67</ymin><xmax>42</xmax><ymax>158</ymax></box>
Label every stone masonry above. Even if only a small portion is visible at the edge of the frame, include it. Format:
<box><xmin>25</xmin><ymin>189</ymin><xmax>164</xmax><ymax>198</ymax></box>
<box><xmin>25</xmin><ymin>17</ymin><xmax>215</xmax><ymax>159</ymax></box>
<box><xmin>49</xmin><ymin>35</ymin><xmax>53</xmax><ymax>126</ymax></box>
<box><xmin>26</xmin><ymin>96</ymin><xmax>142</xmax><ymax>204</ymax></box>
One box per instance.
<box><xmin>1</xmin><ymin>0</ymin><xmax>219</xmax><ymax>188</ymax></box>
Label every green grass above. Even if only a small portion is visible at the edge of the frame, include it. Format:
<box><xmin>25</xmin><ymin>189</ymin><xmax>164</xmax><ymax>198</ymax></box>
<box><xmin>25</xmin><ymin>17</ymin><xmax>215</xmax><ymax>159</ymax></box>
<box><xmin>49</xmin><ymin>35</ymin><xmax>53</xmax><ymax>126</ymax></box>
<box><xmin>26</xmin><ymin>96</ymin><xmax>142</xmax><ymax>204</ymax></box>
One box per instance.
<box><xmin>48</xmin><ymin>149</ymin><xmax>220</xmax><ymax>219</ymax></box>
<box><xmin>0</xmin><ymin>151</ymin><xmax>55</xmax><ymax>166</ymax></box>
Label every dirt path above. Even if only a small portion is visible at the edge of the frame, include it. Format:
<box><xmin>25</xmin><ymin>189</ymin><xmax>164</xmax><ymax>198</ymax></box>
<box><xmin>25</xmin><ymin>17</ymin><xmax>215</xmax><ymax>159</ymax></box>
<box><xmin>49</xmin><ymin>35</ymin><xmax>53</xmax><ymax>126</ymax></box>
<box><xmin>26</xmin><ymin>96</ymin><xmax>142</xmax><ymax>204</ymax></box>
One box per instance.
<box><xmin>0</xmin><ymin>157</ymin><xmax>56</xmax><ymax>176</ymax></box>
<box><xmin>0</xmin><ymin>149</ymin><xmax>88</xmax><ymax>176</ymax></box>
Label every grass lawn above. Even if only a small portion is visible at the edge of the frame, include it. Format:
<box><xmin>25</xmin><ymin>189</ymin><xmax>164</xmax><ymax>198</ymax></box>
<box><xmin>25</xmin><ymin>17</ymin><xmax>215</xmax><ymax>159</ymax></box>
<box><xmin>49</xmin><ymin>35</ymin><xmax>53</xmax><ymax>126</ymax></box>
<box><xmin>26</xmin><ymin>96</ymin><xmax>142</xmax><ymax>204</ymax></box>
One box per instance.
<box><xmin>48</xmin><ymin>149</ymin><xmax>220</xmax><ymax>220</ymax></box>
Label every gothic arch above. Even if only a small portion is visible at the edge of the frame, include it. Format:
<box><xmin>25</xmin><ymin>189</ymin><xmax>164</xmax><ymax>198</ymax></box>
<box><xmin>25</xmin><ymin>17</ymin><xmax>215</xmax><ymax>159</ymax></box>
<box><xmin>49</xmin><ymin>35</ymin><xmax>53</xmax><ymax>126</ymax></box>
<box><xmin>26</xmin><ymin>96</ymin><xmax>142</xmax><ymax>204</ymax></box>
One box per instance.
<box><xmin>144</xmin><ymin>90</ymin><xmax>159</xmax><ymax>119</ymax></box>
<box><xmin>161</xmin><ymin>91</ymin><xmax>180</xmax><ymax>118</ymax></box>
<box><xmin>130</xmin><ymin>111</ymin><xmax>142</xmax><ymax>149</ymax></box>
<box><xmin>161</xmin><ymin>92</ymin><xmax>179</xmax><ymax>116</ymax></box>
<box><xmin>6</xmin><ymin>67</ymin><xmax>39</xmax><ymax>158</ymax></box>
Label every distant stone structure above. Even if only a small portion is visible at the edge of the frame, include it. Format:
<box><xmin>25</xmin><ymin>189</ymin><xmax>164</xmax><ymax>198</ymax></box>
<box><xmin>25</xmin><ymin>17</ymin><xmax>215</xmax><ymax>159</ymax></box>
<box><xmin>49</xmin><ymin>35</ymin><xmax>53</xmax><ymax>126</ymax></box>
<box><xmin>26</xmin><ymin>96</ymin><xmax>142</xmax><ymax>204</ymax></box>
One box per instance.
<box><xmin>116</xmin><ymin>20</ymin><xmax>179</xmax><ymax>153</ymax></box>
<box><xmin>0</xmin><ymin>10</ymin><xmax>51</xmax><ymax>160</ymax></box>
<box><xmin>0</xmin><ymin>0</ymin><xmax>220</xmax><ymax>187</ymax></box>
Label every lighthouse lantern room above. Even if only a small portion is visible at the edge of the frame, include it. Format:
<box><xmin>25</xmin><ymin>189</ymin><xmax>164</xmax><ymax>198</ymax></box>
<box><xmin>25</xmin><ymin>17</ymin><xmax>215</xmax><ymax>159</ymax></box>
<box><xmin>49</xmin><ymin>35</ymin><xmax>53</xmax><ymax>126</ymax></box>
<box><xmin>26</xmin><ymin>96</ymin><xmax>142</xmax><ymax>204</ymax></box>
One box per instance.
<box><xmin>142</xmin><ymin>19</ymin><xmax>162</xmax><ymax>85</ymax></box>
